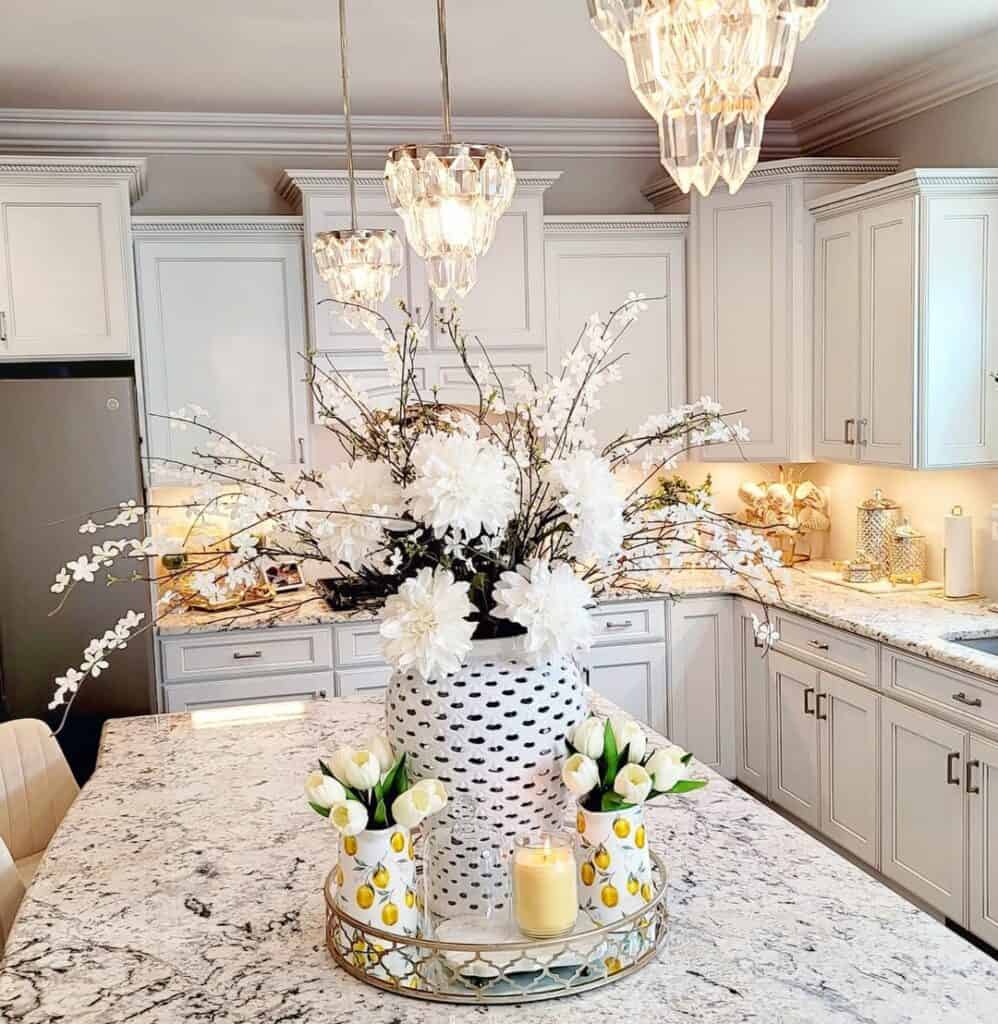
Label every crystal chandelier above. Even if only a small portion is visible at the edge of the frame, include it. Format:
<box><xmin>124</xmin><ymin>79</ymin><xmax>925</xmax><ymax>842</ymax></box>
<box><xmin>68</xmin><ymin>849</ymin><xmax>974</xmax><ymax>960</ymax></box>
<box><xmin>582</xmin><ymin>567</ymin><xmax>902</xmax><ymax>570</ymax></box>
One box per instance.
<box><xmin>589</xmin><ymin>0</ymin><xmax>829</xmax><ymax>196</ymax></box>
<box><xmin>313</xmin><ymin>0</ymin><xmax>403</xmax><ymax>330</ymax></box>
<box><xmin>384</xmin><ymin>0</ymin><xmax>516</xmax><ymax>301</ymax></box>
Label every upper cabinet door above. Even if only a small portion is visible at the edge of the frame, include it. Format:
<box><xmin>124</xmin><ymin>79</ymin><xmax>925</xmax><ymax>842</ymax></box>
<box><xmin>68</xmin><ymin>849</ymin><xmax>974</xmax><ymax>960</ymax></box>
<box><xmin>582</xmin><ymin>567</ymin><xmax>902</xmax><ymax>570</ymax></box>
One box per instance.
<box><xmin>813</xmin><ymin>212</ymin><xmax>861</xmax><ymax>462</ymax></box>
<box><xmin>0</xmin><ymin>184</ymin><xmax>132</xmax><ymax>359</ymax></box>
<box><xmin>696</xmin><ymin>181</ymin><xmax>790</xmax><ymax>461</ymax></box>
<box><xmin>858</xmin><ymin>197</ymin><xmax>917</xmax><ymax>467</ymax></box>
<box><xmin>922</xmin><ymin>196</ymin><xmax>998</xmax><ymax>468</ymax></box>
<box><xmin>544</xmin><ymin>220</ymin><xmax>686</xmax><ymax>448</ymax></box>
<box><xmin>134</xmin><ymin>226</ymin><xmax>311</xmax><ymax>476</ymax></box>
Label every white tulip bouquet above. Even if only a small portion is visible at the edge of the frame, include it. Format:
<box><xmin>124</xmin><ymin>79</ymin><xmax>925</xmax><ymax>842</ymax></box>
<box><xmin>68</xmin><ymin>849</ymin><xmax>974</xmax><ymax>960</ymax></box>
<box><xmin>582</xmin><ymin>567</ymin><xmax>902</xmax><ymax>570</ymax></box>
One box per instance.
<box><xmin>562</xmin><ymin>714</ymin><xmax>706</xmax><ymax>813</ymax></box>
<box><xmin>305</xmin><ymin>732</ymin><xmax>447</xmax><ymax>835</ymax></box>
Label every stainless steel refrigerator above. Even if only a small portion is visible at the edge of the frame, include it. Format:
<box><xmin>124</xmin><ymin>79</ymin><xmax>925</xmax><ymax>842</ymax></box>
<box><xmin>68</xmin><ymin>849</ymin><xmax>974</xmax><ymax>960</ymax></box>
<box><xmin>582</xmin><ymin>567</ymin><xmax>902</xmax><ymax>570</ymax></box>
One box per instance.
<box><xmin>0</xmin><ymin>362</ymin><xmax>155</xmax><ymax>780</ymax></box>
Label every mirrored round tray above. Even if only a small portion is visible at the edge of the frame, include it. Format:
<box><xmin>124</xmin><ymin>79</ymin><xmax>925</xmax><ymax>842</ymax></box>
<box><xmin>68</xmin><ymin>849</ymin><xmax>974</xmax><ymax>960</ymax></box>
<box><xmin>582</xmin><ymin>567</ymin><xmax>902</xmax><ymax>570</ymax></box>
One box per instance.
<box><xmin>323</xmin><ymin>850</ymin><xmax>669</xmax><ymax>1004</ymax></box>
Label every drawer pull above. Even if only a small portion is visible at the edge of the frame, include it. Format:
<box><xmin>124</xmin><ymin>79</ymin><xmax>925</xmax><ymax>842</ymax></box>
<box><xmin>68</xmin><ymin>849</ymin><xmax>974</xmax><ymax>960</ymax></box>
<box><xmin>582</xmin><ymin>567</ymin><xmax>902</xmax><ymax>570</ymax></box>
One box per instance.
<box><xmin>967</xmin><ymin>759</ymin><xmax>981</xmax><ymax>795</ymax></box>
<box><xmin>807</xmin><ymin>640</ymin><xmax>830</xmax><ymax>652</ymax></box>
<box><xmin>951</xmin><ymin>691</ymin><xmax>983</xmax><ymax>708</ymax></box>
<box><xmin>816</xmin><ymin>692</ymin><xmax>828</xmax><ymax>721</ymax></box>
<box><xmin>318</xmin><ymin>689</ymin><xmax>328</xmax><ymax>699</ymax></box>
<box><xmin>603</xmin><ymin>620</ymin><xmax>634</xmax><ymax>630</ymax></box>
<box><xmin>233</xmin><ymin>650</ymin><xmax>264</xmax><ymax>660</ymax></box>
<box><xmin>803</xmin><ymin>687</ymin><xmax>815</xmax><ymax>716</ymax></box>
<box><xmin>946</xmin><ymin>751</ymin><xmax>961</xmax><ymax>785</ymax></box>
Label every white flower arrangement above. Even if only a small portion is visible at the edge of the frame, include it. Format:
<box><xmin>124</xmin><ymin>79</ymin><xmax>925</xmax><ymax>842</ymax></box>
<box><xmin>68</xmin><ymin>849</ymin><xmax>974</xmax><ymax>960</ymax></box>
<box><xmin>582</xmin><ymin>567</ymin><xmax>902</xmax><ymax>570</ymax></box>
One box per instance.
<box><xmin>562</xmin><ymin>714</ymin><xmax>706</xmax><ymax>812</ymax></box>
<box><xmin>45</xmin><ymin>294</ymin><xmax>783</xmax><ymax>720</ymax></box>
<box><xmin>305</xmin><ymin>732</ymin><xmax>447</xmax><ymax>835</ymax></box>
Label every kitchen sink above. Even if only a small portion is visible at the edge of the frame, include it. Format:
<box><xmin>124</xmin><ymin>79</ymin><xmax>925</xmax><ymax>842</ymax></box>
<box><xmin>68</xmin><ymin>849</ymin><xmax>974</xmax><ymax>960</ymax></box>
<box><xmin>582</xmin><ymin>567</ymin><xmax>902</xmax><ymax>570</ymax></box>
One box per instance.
<box><xmin>947</xmin><ymin>634</ymin><xmax>998</xmax><ymax>655</ymax></box>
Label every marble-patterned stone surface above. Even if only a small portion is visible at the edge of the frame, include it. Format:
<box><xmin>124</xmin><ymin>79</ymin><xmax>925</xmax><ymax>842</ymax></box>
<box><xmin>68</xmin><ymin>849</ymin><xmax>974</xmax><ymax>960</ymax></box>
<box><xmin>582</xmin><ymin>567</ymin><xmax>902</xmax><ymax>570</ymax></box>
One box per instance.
<box><xmin>2</xmin><ymin>697</ymin><xmax>996</xmax><ymax>1023</ymax></box>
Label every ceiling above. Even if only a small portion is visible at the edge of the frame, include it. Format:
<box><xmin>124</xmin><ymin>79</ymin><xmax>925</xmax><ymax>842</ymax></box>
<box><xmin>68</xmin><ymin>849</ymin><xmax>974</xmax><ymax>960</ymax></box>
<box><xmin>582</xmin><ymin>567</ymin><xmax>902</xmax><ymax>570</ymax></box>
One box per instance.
<box><xmin>2</xmin><ymin>1</ymin><xmax>998</xmax><ymax>121</ymax></box>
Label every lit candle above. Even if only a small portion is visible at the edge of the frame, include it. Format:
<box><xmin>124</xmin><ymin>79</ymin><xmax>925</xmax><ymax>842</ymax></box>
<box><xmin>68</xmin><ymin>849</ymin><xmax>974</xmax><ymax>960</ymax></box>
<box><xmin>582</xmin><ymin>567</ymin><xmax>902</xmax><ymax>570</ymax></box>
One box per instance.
<box><xmin>511</xmin><ymin>832</ymin><xmax>578</xmax><ymax>938</ymax></box>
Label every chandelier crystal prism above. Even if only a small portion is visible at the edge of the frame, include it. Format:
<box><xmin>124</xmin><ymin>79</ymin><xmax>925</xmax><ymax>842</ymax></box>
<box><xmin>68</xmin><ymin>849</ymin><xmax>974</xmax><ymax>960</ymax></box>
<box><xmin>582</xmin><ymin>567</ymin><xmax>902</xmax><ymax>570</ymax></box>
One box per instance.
<box><xmin>384</xmin><ymin>0</ymin><xmax>516</xmax><ymax>301</ymax></box>
<box><xmin>313</xmin><ymin>0</ymin><xmax>403</xmax><ymax>330</ymax></box>
<box><xmin>588</xmin><ymin>0</ymin><xmax>829</xmax><ymax>197</ymax></box>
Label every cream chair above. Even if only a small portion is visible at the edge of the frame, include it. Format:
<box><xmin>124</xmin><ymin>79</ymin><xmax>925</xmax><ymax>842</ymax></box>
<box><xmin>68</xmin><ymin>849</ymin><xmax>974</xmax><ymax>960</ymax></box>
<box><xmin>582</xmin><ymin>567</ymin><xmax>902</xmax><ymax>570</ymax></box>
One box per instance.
<box><xmin>0</xmin><ymin>719</ymin><xmax>79</xmax><ymax>886</ymax></box>
<box><xmin>0</xmin><ymin>837</ymin><xmax>25</xmax><ymax>950</ymax></box>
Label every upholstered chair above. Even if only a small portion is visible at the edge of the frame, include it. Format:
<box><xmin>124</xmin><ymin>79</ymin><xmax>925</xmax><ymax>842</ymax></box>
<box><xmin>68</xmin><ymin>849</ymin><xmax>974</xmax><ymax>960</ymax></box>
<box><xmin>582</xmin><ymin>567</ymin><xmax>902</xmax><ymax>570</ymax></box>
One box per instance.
<box><xmin>0</xmin><ymin>719</ymin><xmax>80</xmax><ymax>886</ymax></box>
<box><xmin>0</xmin><ymin>836</ymin><xmax>25</xmax><ymax>950</ymax></box>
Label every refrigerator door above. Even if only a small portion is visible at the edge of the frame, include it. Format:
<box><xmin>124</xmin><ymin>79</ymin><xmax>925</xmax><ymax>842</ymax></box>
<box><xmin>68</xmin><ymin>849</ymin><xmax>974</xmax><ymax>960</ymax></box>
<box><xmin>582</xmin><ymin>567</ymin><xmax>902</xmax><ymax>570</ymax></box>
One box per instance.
<box><xmin>0</xmin><ymin>372</ymin><xmax>155</xmax><ymax>725</ymax></box>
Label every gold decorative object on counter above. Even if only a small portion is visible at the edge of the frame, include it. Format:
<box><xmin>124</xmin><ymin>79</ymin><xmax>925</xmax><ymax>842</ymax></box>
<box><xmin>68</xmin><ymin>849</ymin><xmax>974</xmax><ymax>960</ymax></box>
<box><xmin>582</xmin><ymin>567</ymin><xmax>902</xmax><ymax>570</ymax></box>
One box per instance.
<box><xmin>889</xmin><ymin>518</ymin><xmax>927</xmax><ymax>585</ymax></box>
<box><xmin>842</xmin><ymin>552</ymin><xmax>879</xmax><ymax>584</ymax></box>
<box><xmin>738</xmin><ymin>468</ymin><xmax>830</xmax><ymax>566</ymax></box>
<box><xmin>856</xmin><ymin>489</ymin><xmax>901</xmax><ymax>578</ymax></box>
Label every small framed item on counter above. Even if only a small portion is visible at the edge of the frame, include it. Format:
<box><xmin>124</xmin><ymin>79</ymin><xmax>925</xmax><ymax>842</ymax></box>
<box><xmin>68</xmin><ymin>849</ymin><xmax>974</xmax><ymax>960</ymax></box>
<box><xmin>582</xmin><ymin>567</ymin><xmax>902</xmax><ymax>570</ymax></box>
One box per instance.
<box><xmin>265</xmin><ymin>560</ymin><xmax>305</xmax><ymax>593</ymax></box>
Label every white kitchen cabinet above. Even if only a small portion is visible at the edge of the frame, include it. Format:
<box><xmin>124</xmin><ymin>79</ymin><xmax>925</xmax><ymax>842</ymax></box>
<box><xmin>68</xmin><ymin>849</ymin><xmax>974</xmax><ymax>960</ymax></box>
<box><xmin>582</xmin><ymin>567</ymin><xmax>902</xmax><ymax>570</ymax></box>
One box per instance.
<box><xmin>133</xmin><ymin>218</ymin><xmax>311</xmax><ymax>476</ymax></box>
<box><xmin>336</xmin><ymin>665</ymin><xmax>392</xmax><ymax>700</ymax></box>
<box><xmin>668</xmin><ymin>597</ymin><xmax>734</xmax><ymax>777</ymax></box>
<box><xmin>969</xmin><ymin>734</ymin><xmax>998</xmax><ymax>948</ymax></box>
<box><xmin>543</xmin><ymin>217</ymin><xmax>686</xmax><ymax>446</ymax></box>
<box><xmin>644</xmin><ymin>158</ymin><xmax>897</xmax><ymax>463</ymax></box>
<box><xmin>880</xmin><ymin>698</ymin><xmax>967</xmax><ymax>923</ymax></box>
<box><xmin>0</xmin><ymin>158</ymin><xmax>146</xmax><ymax>360</ymax></box>
<box><xmin>733</xmin><ymin>600</ymin><xmax>771</xmax><ymax>797</ymax></box>
<box><xmin>810</xmin><ymin>169</ymin><xmax>998</xmax><ymax>468</ymax></box>
<box><xmin>587</xmin><ymin>642</ymin><xmax>666</xmax><ymax>735</ymax></box>
<box><xmin>162</xmin><ymin>672</ymin><xmax>331</xmax><ymax>713</ymax></box>
<box><xmin>769</xmin><ymin>652</ymin><xmax>821</xmax><ymax>827</ymax></box>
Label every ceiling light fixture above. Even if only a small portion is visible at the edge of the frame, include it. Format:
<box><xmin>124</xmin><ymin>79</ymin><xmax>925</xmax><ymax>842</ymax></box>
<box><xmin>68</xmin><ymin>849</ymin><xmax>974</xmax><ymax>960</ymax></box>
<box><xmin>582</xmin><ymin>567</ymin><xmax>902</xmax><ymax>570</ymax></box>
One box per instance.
<box><xmin>589</xmin><ymin>0</ymin><xmax>828</xmax><ymax>196</ymax></box>
<box><xmin>313</xmin><ymin>0</ymin><xmax>403</xmax><ymax>329</ymax></box>
<box><xmin>384</xmin><ymin>0</ymin><xmax>517</xmax><ymax>301</ymax></box>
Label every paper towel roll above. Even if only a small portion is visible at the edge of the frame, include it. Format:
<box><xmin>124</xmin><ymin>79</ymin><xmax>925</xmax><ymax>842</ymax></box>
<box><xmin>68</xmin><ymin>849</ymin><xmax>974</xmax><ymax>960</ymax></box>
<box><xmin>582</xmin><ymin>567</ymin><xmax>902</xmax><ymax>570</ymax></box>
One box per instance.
<box><xmin>944</xmin><ymin>507</ymin><xmax>975</xmax><ymax>598</ymax></box>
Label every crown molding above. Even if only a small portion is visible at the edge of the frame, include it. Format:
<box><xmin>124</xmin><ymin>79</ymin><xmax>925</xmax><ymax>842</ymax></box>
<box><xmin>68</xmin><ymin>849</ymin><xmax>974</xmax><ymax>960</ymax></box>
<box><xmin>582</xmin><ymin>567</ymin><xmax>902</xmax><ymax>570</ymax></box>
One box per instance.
<box><xmin>808</xmin><ymin>167</ymin><xmax>998</xmax><ymax>217</ymax></box>
<box><xmin>0</xmin><ymin>154</ymin><xmax>147</xmax><ymax>201</ymax></box>
<box><xmin>794</xmin><ymin>27</ymin><xmax>998</xmax><ymax>153</ymax></box>
<box><xmin>543</xmin><ymin>214</ymin><xmax>687</xmax><ymax>235</ymax></box>
<box><xmin>0</xmin><ymin>108</ymin><xmax>660</xmax><ymax>160</ymax></box>
<box><xmin>277</xmin><ymin>168</ymin><xmax>563</xmax><ymax>211</ymax></box>
<box><xmin>131</xmin><ymin>215</ymin><xmax>303</xmax><ymax>237</ymax></box>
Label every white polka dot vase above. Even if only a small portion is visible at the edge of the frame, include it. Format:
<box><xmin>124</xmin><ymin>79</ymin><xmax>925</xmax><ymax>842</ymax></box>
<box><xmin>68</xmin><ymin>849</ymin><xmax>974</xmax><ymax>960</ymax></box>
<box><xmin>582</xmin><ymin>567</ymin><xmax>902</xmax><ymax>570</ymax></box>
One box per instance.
<box><xmin>575</xmin><ymin>802</ymin><xmax>652</xmax><ymax>926</ymax></box>
<box><xmin>385</xmin><ymin>634</ymin><xmax>587</xmax><ymax>918</ymax></box>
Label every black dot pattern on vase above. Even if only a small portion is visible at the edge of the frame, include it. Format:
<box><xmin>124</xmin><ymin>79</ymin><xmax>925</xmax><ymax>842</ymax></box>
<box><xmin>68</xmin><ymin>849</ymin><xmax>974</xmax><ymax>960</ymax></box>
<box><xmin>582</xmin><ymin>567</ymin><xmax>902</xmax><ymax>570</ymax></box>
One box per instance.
<box><xmin>386</xmin><ymin>650</ymin><xmax>587</xmax><ymax>919</ymax></box>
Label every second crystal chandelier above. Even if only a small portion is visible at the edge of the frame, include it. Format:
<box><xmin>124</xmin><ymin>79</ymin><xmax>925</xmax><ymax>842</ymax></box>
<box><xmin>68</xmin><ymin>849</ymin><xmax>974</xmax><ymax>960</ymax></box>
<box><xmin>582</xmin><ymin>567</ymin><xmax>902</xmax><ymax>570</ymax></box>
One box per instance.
<box><xmin>384</xmin><ymin>0</ymin><xmax>517</xmax><ymax>301</ymax></box>
<box><xmin>589</xmin><ymin>0</ymin><xmax>828</xmax><ymax>197</ymax></box>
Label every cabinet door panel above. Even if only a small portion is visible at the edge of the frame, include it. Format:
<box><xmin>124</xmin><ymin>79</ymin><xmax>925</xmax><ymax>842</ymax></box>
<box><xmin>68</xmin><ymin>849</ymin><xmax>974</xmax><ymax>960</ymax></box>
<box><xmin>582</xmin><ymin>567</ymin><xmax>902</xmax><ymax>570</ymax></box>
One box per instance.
<box><xmin>819</xmin><ymin>672</ymin><xmax>879</xmax><ymax>868</ymax></box>
<box><xmin>813</xmin><ymin>213</ymin><xmax>860</xmax><ymax>461</ymax></box>
<box><xmin>0</xmin><ymin>185</ymin><xmax>131</xmax><ymax>358</ymax></box>
<box><xmin>162</xmin><ymin>672</ymin><xmax>331</xmax><ymax>713</ymax></box>
<box><xmin>734</xmin><ymin>604</ymin><xmax>770</xmax><ymax>796</ymax></box>
<box><xmin>859</xmin><ymin>199</ymin><xmax>916</xmax><ymax>466</ymax></box>
<box><xmin>587</xmin><ymin>642</ymin><xmax>666</xmax><ymax>734</ymax></box>
<box><xmin>769</xmin><ymin>653</ymin><xmax>819</xmax><ymax>827</ymax></box>
<box><xmin>969</xmin><ymin>734</ymin><xmax>998</xmax><ymax>948</ymax></box>
<box><xmin>880</xmin><ymin>699</ymin><xmax>966</xmax><ymax>922</ymax></box>
<box><xmin>922</xmin><ymin>196</ymin><xmax>998</xmax><ymax>467</ymax></box>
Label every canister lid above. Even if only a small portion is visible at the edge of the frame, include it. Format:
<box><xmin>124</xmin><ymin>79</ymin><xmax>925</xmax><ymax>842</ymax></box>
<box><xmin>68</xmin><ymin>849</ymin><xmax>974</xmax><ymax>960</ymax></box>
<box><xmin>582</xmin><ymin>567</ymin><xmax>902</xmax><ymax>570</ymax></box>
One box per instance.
<box><xmin>858</xmin><ymin>488</ymin><xmax>899</xmax><ymax>511</ymax></box>
<box><xmin>894</xmin><ymin>517</ymin><xmax>923</xmax><ymax>539</ymax></box>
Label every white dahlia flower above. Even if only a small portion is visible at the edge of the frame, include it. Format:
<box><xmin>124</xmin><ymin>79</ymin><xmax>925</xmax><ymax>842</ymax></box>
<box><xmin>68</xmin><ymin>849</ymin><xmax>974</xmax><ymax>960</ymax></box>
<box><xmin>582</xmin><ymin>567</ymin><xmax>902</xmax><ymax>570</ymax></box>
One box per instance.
<box><xmin>314</xmin><ymin>460</ymin><xmax>403</xmax><ymax>571</ymax></box>
<box><xmin>547</xmin><ymin>450</ymin><xmax>625</xmax><ymax>564</ymax></box>
<box><xmin>380</xmin><ymin>567</ymin><xmax>476</xmax><ymax>678</ymax></box>
<box><xmin>491</xmin><ymin>559</ymin><xmax>593</xmax><ymax>660</ymax></box>
<box><xmin>407</xmin><ymin>434</ymin><xmax>517</xmax><ymax>540</ymax></box>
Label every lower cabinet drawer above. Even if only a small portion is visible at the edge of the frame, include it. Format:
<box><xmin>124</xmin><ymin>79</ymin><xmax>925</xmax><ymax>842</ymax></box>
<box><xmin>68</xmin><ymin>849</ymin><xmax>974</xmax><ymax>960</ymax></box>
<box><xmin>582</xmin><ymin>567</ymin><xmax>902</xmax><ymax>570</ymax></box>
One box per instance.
<box><xmin>336</xmin><ymin>665</ymin><xmax>392</xmax><ymax>699</ymax></box>
<box><xmin>162</xmin><ymin>671</ymin><xmax>332</xmax><ymax>713</ymax></box>
<box><xmin>774</xmin><ymin>612</ymin><xmax>878</xmax><ymax>688</ymax></box>
<box><xmin>161</xmin><ymin>627</ymin><xmax>333</xmax><ymax>683</ymax></box>
<box><xmin>590</xmin><ymin>600</ymin><xmax>666</xmax><ymax>647</ymax></box>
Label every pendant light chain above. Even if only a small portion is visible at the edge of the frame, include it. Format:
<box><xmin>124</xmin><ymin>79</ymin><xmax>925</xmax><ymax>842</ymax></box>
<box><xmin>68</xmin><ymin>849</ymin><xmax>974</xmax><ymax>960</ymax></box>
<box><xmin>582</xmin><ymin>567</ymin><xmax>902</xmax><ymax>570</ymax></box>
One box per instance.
<box><xmin>436</xmin><ymin>0</ymin><xmax>453</xmax><ymax>143</ymax></box>
<box><xmin>338</xmin><ymin>0</ymin><xmax>358</xmax><ymax>230</ymax></box>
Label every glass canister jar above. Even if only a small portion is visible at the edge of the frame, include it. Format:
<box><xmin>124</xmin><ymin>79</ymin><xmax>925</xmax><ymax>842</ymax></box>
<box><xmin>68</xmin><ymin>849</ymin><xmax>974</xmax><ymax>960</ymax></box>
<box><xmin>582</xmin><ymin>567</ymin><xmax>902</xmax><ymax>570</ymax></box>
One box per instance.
<box><xmin>890</xmin><ymin>518</ymin><xmax>927</xmax><ymax>585</ymax></box>
<box><xmin>856</xmin><ymin>489</ymin><xmax>901</xmax><ymax>577</ymax></box>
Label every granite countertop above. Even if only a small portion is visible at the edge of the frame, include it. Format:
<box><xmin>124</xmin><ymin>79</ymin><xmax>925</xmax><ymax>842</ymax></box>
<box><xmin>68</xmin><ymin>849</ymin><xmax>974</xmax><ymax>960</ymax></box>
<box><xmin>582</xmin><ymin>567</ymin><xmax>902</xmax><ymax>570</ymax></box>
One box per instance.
<box><xmin>156</xmin><ymin>563</ymin><xmax>998</xmax><ymax>684</ymax></box>
<box><xmin>2</xmin><ymin>696</ymin><xmax>996</xmax><ymax>1023</ymax></box>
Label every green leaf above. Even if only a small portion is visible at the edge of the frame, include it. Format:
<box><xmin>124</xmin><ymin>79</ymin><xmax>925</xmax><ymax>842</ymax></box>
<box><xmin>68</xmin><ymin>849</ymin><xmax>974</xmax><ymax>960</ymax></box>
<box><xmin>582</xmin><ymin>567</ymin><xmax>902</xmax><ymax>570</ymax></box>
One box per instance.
<box><xmin>307</xmin><ymin>800</ymin><xmax>331</xmax><ymax>818</ymax></box>
<box><xmin>669</xmin><ymin>779</ymin><xmax>708</xmax><ymax>794</ymax></box>
<box><xmin>380</xmin><ymin>755</ymin><xmax>403</xmax><ymax>802</ymax></box>
<box><xmin>600</xmin><ymin>791</ymin><xmax>634</xmax><ymax>812</ymax></box>
<box><xmin>601</xmin><ymin>719</ymin><xmax>619</xmax><ymax>788</ymax></box>
<box><xmin>344</xmin><ymin>788</ymin><xmax>361</xmax><ymax>802</ymax></box>
<box><xmin>680</xmin><ymin>752</ymin><xmax>693</xmax><ymax>766</ymax></box>
<box><xmin>396</xmin><ymin>760</ymin><xmax>408</xmax><ymax>796</ymax></box>
<box><xmin>318</xmin><ymin>758</ymin><xmax>336</xmax><ymax>778</ymax></box>
<box><xmin>373</xmin><ymin>796</ymin><xmax>387</xmax><ymax>827</ymax></box>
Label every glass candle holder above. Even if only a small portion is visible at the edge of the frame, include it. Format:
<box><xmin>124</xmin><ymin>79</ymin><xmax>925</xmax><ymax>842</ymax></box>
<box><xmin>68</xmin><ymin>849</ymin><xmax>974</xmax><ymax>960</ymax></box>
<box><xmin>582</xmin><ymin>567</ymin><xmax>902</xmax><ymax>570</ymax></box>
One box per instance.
<box><xmin>511</xmin><ymin>831</ymin><xmax>578</xmax><ymax>939</ymax></box>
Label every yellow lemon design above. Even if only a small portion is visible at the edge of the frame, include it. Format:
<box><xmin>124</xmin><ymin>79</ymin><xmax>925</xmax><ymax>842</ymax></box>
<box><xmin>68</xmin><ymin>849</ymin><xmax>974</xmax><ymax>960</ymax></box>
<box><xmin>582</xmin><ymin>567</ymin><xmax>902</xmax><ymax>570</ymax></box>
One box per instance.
<box><xmin>356</xmin><ymin>884</ymin><xmax>375</xmax><ymax>910</ymax></box>
<box><xmin>343</xmin><ymin>835</ymin><xmax>358</xmax><ymax>856</ymax></box>
<box><xmin>641</xmin><ymin>882</ymin><xmax>652</xmax><ymax>902</ymax></box>
<box><xmin>390</xmin><ymin>831</ymin><xmax>406</xmax><ymax>854</ymax></box>
<box><xmin>613</xmin><ymin>818</ymin><xmax>631</xmax><ymax>839</ymax></box>
<box><xmin>333</xmin><ymin>864</ymin><xmax>344</xmax><ymax>887</ymax></box>
<box><xmin>372</xmin><ymin>865</ymin><xmax>391</xmax><ymax>889</ymax></box>
<box><xmin>634</xmin><ymin>825</ymin><xmax>646</xmax><ymax>849</ymax></box>
<box><xmin>404</xmin><ymin>888</ymin><xmax>416</xmax><ymax>909</ymax></box>
<box><xmin>576</xmin><ymin>810</ymin><xmax>587</xmax><ymax>834</ymax></box>
<box><xmin>381</xmin><ymin>902</ymin><xmax>399</xmax><ymax>927</ymax></box>
<box><xmin>594</xmin><ymin>846</ymin><xmax>611</xmax><ymax>870</ymax></box>
<box><xmin>627</xmin><ymin>876</ymin><xmax>640</xmax><ymax>896</ymax></box>
<box><xmin>580</xmin><ymin>861</ymin><xmax>596</xmax><ymax>886</ymax></box>
<box><xmin>601</xmin><ymin>884</ymin><xmax>619</xmax><ymax>908</ymax></box>
<box><xmin>604</xmin><ymin>956</ymin><xmax>622</xmax><ymax>975</ymax></box>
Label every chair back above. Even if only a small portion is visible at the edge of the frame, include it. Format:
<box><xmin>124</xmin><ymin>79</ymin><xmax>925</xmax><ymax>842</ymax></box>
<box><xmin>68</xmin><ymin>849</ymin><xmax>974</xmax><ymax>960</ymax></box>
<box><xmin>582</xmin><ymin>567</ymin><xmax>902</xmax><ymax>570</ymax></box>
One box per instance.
<box><xmin>0</xmin><ymin>837</ymin><xmax>24</xmax><ymax>949</ymax></box>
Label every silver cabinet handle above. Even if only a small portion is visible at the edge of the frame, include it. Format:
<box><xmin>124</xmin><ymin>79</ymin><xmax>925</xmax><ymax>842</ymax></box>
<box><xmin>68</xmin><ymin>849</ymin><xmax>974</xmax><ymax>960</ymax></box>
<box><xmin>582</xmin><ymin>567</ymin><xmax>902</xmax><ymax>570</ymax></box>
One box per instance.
<box><xmin>844</xmin><ymin>418</ymin><xmax>855</xmax><ymax>445</ymax></box>
<box><xmin>604</xmin><ymin>620</ymin><xmax>633</xmax><ymax>630</ymax></box>
<box><xmin>807</xmin><ymin>639</ymin><xmax>830</xmax><ymax>651</ymax></box>
<box><xmin>0</xmin><ymin>310</ymin><xmax>7</xmax><ymax>343</ymax></box>
<box><xmin>946</xmin><ymin>751</ymin><xmax>961</xmax><ymax>785</ymax></box>
<box><xmin>233</xmin><ymin>650</ymin><xmax>263</xmax><ymax>660</ymax></box>
<box><xmin>951</xmin><ymin>691</ymin><xmax>983</xmax><ymax>708</ymax></box>
<box><xmin>803</xmin><ymin>687</ymin><xmax>816</xmax><ymax>716</ymax></box>
<box><xmin>857</xmin><ymin>417</ymin><xmax>869</xmax><ymax>447</ymax></box>
<box><xmin>298</xmin><ymin>437</ymin><xmax>306</xmax><ymax>465</ymax></box>
<box><xmin>816</xmin><ymin>692</ymin><xmax>828</xmax><ymax>721</ymax></box>
<box><xmin>967</xmin><ymin>759</ymin><xmax>981</xmax><ymax>795</ymax></box>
